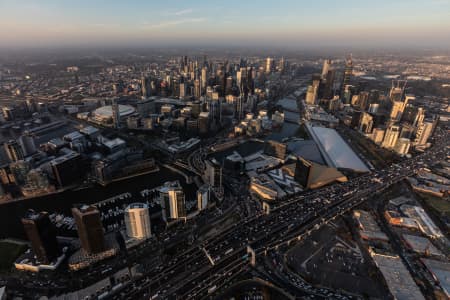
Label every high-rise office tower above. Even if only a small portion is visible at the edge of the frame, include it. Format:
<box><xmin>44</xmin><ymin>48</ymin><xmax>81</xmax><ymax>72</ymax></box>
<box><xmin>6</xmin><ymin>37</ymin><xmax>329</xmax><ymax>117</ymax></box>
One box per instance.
<box><xmin>72</xmin><ymin>205</ymin><xmax>105</xmax><ymax>255</ymax></box>
<box><xmin>323</xmin><ymin>69</ymin><xmax>336</xmax><ymax>100</ymax></box>
<box><xmin>371</xmin><ymin>128</ymin><xmax>385</xmax><ymax>145</ymax></box>
<box><xmin>124</xmin><ymin>203</ymin><xmax>151</xmax><ymax>240</ymax></box>
<box><xmin>278</xmin><ymin>56</ymin><xmax>286</xmax><ymax>73</ymax></box>
<box><xmin>368</xmin><ymin>89</ymin><xmax>380</xmax><ymax>105</ymax></box>
<box><xmin>141</xmin><ymin>76</ymin><xmax>151</xmax><ymax>98</ymax></box>
<box><xmin>359</xmin><ymin>112</ymin><xmax>374</xmax><ymax>134</ymax></box>
<box><xmin>312</xmin><ymin>75</ymin><xmax>321</xmax><ymax>96</ymax></box>
<box><xmin>225</xmin><ymin>76</ymin><xmax>233</xmax><ymax>95</ymax></box>
<box><xmin>415</xmin><ymin>107</ymin><xmax>425</xmax><ymax>127</ymax></box>
<box><xmin>394</xmin><ymin>138</ymin><xmax>411</xmax><ymax>156</ymax></box>
<box><xmin>321</xmin><ymin>59</ymin><xmax>332</xmax><ymax>79</ymax></box>
<box><xmin>236</xmin><ymin>94</ymin><xmax>245</xmax><ymax>120</ymax></box>
<box><xmin>236</xmin><ymin>70</ymin><xmax>242</xmax><ymax>89</ymax></box>
<box><xmin>50</xmin><ymin>151</ymin><xmax>82</xmax><ymax>188</ymax></box>
<box><xmin>208</xmin><ymin>98</ymin><xmax>222</xmax><ymax>124</ymax></box>
<box><xmin>205</xmin><ymin>158</ymin><xmax>222</xmax><ymax>189</ymax></box>
<box><xmin>305</xmin><ymin>85</ymin><xmax>318</xmax><ymax>105</ymax></box>
<box><xmin>382</xmin><ymin>124</ymin><xmax>401</xmax><ymax>149</ymax></box>
<box><xmin>390</xmin><ymin>101</ymin><xmax>404</xmax><ymax>121</ymax></box>
<box><xmin>197</xmin><ymin>184</ymin><xmax>210</xmax><ymax>211</ymax></box>
<box><xmin>358</xmin><ymin>91</ymin><xmax>370</xmax><ymax>111</ymax></box>
<box><xmin>402</xmin><ymin>105</ymin><xmax>420</xmax><ymax>127</ymax></box>
<box><xmin>194</xmin><ymin>79</ymin><xmax>201</xmax><ymax>100</ymax></box>
<box><xmin>341</xmin><ymin>54</ymin><xmax>353</xmax><ymax>92</ymax></box>
<box><xmin>414</xmin><ymin>120</ymin><xmax>435</xmax><ymax>147</ymax></box>
<box><xmin>198</xmin><ymin>112</ymin><xmax>210</xmax><ymax>134</ymax></box>
<box><xmin>201</xmin><ymin>67</ymin><xmax>208</xmax><ymax>95</ymax></box>
<box><xmin>160</xmin><ymin>186</ymin><xmax>186</xmax><ymax>221</ymax></box>
<box><xmin>368</xmin><ymin>103</ymin><xmax>380</xmax><ymax>114</ymax></box>
<box><xmin>112</xmin><ymin>98</ymin><xmax>120</xmax><ymax>129</ymax></box>
<box><xmin>179</xmin><ymin>82</ymin><xmax>186</xmax><ymax>99</ymax></box>
<box><xmin>22</xmin><ymin>210</ymin><xmax>60</xmax><ymax>264</ymax></box>
<box><xmin>389</xmin><ymin>81</ymin><xmax>408</xmax><ymax>121</ymax></box>
<box><xmin>389</xmin><ymin>80</ymin><xmax>407</xmax><ymax>102</ymax></box>
<box><xmin>265</xmin><ymin>57</ymin><xmax>274</xmax><ymax>74</ymax></box>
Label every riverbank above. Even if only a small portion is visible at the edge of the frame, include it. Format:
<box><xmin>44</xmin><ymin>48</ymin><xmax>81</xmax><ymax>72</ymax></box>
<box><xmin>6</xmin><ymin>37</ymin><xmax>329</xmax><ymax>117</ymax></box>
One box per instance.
<box><xmin>0</xmin><ymin>165</ymin><xmax>197</xmax><ymax>240</ymax></box>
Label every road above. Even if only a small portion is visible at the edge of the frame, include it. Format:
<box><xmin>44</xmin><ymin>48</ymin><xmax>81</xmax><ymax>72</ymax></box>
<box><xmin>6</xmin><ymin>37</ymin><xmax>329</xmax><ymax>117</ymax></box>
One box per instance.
<box><xmin>107</xmin><ymin>127</ymin><xmax>449</xmax><ymax>299</ymax></box>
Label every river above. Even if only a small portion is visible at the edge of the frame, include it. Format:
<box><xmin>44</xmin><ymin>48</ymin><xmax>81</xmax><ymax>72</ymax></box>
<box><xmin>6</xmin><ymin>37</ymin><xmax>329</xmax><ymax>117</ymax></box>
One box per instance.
<box><xmin>0</xmin><ymin>166</ymin><xmax>196</xmax><ymax>239</ymax></box>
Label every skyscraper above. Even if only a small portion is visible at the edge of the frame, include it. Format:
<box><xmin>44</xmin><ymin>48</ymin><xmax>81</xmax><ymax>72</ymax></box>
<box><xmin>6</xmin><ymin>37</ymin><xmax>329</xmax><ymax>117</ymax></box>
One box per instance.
<box><xmin>389</xmin><ymin>81</ymin><xmax>408</xmax><ymax>121</ymax></box>
<box><xmin>382</xmin><ymin>124</ymin><xmax>401</xmax><ymax>149</ymax></box>
<box><xmin>371</xmin><ymin>128</ymin><xmax>385</xmax><ymax>145</ymax></box>
<box><xmin>72</xmin><ymin>205</ymin><xmax>105</xmax><ymax>254</ymax></box>
<box><xmin>112</xmin><ymin>98</ymin><xmax>120</xmax><ymax>129</ymax></box>
<box><xmin>22</xmin><ymin>210</ymin><xmax>60</xmax><ymax>264</ymax></box>
<box><xmin>341</xmin><ymin>54</ymin><xmax>353</xmax><ymax>94</ymax></box>
<box><xmin>124</xmin><ymin>203</ymin><xmax>151</xmax><ymax>240</ymax></box>
<box><xmin>179</xmin><ymin>82</ymin><xmax>186</xmax><ymax>99</ymax></box>
<box><xmin>205</xmin><ymin>159</ymin><xmax>222</xmax><ymax>189</ymax></box>
<box><xmin>321</xmin><ymin>59</ymin><xmax>332</xmax><ymax>79</ymax></box>
<box><xmin>49</xmin><ymin>151</ymin><xmax>82</xmax><ymax>188</ymax></box>
<box><xmin>359</xmin><ymin>112</ymin><xmax>374</xmax><ymax>134</ymax></box>
<box><xmin>414</xmin><ymin>120</ymin><xmax>435</xmax><ymax>147</ymax></box>
<box><xmin>201</xmin><ymin>67</ymin><xmax>208</xmax><ymax>95</ymax></box>
<box><xmin>394</xmin><ymin>138</ymin><xmax>411</xmax><ymax>156</ymax></box>
<box><xmin>265</xmin><ymin>57</ymin><xmax>274</xmax><ymax>74</ymax></box>
<box><xmin>305</xmin><ymin>85</ymin><xmax>317</xmax><ymax>105</ymax></box>
<box><xmin>141</xmin><ymin>75</ymin><xmax>151</xmax><ymax>98</ymax></box>
<box><xmin>236</xmin><ymin>94</ymin><xmax>245</xmax><ymax>120</ymax></box>
<box><xmin>278</xmin><ymin>56</ymin><xmax>286</xmax><ymax>73</ymax></box>
<box><xmin>323</xmin><ymin>69</ymin><xmax>336</xmax><ymax>100</ymax></box>
<box><xmin>160</xmin><ymin>186</ymin><xmax>186</xmax><ymax>221</ymax></box>
<box><xmin>194</xmin><ymin>79</ymin><xmax>201</xmax><ymax>99</ymax></box>
<box><xmin>197</xmin><ymin>184</ymin><xmax>210</xmax><ymax>211</ymax></box>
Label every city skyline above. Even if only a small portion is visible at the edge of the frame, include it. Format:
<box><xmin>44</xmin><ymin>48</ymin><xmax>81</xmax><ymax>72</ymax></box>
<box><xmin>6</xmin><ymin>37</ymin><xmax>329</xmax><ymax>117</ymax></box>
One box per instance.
<box><xmin>0</xmin><ymin>2</ymin><xmax>449</xmax><ymax>299</ymax></box>
<box><xmin>1</xmin><ymin>0</ymin><xmax>450</xmax><ymax>49</ymax></box>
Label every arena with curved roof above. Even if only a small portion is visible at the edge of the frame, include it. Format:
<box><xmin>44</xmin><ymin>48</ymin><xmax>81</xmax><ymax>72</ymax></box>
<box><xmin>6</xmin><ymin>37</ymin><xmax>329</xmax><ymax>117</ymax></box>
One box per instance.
<box><xmin>92</xmin><ymin>104</ymin><xmax>135</xmax><ymax>122</ymax></box>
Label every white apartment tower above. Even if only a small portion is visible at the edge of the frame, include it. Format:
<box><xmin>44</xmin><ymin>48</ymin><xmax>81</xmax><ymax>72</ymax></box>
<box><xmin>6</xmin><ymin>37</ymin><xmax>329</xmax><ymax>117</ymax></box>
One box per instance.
<box><xmin>124</xmin><ymin>203</ymin><xmax>152</xmax><ymax>239</ymax></box>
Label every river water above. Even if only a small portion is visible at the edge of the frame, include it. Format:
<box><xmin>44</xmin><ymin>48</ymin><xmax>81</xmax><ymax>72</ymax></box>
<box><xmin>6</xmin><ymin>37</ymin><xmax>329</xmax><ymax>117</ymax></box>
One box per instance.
<box><xmin>0</xmin><ymin>166</ymin><xmax>196</xmax><ymax>239</ymax></box>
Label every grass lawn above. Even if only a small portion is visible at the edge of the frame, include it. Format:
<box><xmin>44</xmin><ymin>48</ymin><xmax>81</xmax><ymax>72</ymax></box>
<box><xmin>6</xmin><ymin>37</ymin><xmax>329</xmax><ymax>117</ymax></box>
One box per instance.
<box><xmin>0</xmin><ymin>240</ymin><xmax>28</xmax><ymax>272</ymax></box>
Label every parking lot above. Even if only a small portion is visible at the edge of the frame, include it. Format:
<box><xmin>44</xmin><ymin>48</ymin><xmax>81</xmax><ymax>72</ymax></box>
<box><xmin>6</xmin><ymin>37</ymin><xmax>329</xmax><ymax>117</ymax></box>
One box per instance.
<box><xmin>286</xmin><ymin>220</ymin><xmax>387</xmax><ymax>298</ymax></box>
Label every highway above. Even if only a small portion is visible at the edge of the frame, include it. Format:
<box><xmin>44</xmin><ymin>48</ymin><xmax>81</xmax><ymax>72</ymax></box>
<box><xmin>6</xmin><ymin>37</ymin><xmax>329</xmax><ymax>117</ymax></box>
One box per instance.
<box><xmin>110</xmin><ymin>128</ymin><xmax>449</xmax><ymax>300</ymax></box>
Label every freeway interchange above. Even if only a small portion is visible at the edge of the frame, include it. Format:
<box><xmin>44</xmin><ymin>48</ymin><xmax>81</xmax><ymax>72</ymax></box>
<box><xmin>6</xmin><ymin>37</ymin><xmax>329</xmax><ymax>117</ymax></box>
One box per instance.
<box><xmin>111</xmin><ymin>129</ymin><xmax>449</xmax><ymax>300</ymax></box>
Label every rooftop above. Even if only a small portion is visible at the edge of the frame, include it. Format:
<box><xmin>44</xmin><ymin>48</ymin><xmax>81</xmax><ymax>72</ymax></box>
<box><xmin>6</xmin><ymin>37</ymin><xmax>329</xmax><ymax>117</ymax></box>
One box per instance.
<box><xmin>79</xmin><ymin>125</ymin><xmax>100</xmax><ymax>136</ymax></box>
<box><xmin>421</xmin><ymin>259</ymin><xmax>450</xmax><ymax>297</ymax></box>
<box><xmin>306</xmin><ymin>124</ymin><xmax>370</xmax><ymax>173</ymax></box>
<box><xmin>371</xmin><ymin>252</ymin><xmax>425</xmax><ymax>300</ymax></box>
<box><xmin>103</xmin><ymin>138</ymin><xmax>126</xmax><ymax>149</ymax></box>
<box><xmin>126</xmin><ymin>203</ymin><xmax>149</xmax><ymax>210</ymax></box>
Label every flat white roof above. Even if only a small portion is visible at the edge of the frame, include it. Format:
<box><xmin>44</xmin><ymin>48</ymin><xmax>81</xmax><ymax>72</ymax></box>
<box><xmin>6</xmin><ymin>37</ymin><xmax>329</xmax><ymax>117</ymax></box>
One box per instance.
<box><xmin>103</xmin><ymin>138</ymin><xmax>125</xmax><ymax>149</ymax></box>
<box><xmin>307</xmin><ymin>124</ymin><xmax>369</xmax><ymax>173</ymax></box>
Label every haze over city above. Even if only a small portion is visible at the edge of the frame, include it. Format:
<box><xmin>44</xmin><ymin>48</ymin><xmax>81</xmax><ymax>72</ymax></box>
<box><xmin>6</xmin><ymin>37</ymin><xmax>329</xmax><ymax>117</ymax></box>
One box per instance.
<box><xmin>1</xmin><ymin>0</ymin><xmax>450</xmax><ymax>49</ymax></box>
<box><xmin>0</xmin><ymin>1</ymin><xmax>449</xmax><ymax>300</ymax></box>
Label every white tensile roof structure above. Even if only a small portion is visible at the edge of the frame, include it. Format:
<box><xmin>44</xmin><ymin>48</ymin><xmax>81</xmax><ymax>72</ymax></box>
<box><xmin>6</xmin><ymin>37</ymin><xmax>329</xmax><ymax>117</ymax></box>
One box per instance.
<box><xmin>306</xmin><ymin>124</ymin><xmax>370</xmax><ymax>173</ymax></box>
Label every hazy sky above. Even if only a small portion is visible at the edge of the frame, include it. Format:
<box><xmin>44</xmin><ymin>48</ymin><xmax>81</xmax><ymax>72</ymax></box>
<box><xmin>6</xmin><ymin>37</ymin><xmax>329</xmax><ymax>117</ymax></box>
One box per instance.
<box><xmin>1</xmin><ymin>0</ymin><xmax>450</xmax><ymax>49</ymax></box>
